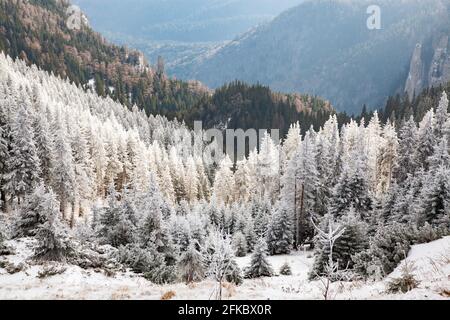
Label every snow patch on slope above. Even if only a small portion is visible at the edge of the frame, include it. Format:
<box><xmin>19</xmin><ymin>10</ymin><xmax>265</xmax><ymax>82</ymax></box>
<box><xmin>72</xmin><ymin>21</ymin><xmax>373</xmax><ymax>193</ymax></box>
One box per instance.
<box><xmin>0</xmin><ymin>237</ymin><xmax>448</xmax><ymax>300</ymax></box>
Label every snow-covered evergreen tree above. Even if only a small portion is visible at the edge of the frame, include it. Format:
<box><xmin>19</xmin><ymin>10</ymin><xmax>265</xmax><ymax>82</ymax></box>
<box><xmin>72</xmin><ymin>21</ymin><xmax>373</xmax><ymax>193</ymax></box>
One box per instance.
<box><xmin>245</xmin><ymin>238</ymin><xmax>274</xmax><ymax>278</ymax></box>
<box><xmin>415</xmin><ymin>138</ymin><xmax>450</xmax><ymax>229</ymax></box>
<box><xmin>376</xmin><ymin>122</ymin><xmax>398</xmax><ymax>195</ymax></box>
<box><xmin>311</xmin><ymin>209</ymin><xmax>367</xmax><ymax>277</ymax></box>
<box><xmin>281</xmin><ymin>131</ymin><xmax>319</xmax><ymax>245</ymax></box>
<box><xmin>266</xmin><ymin>203</ymin><xmax>294</xmax><ymax>255</ymax></box>
<box><xmin>178</xmin><ymin>242</ymin><xmax>205</xmax><ymax>283</ymax></box>
<box><xmin>232</xmin><ymin>231</ymin><xmax>248</xmax><ymax>257</ymax></box>
<box><xmin>51</xmin><ymin>118</ymin><xmax>76</xmax><ymax>217</ymax></box>
<box><xmin>394</xmin><ymin>116</ymin><xmax>419</xmax><ymax>183</ymax></box>
<box><xmin>252</xmin><ymin>198</ymin><xmax>272</xmax><ymax>238</ymax></box>
<box><xmin>3</xmin><ymin>100</ymin><xmax>41</xmax><ymax>204</ymax></box>
<box><xmin>257</xmin><ymin>132</ymin><xmax>280</xmax><ymax>201</ymax></box>
<box><xmin>96</xmin><ymin>185</ymin><xmax>136</xmax><ymax>247</ymax></box>
<box><xmin>212</xmin><ymin>156</ymin><xmax>235</xmax><ymax>204</ymax></box>
<box><xmin>330</xmin><ymin>148</ymin><xmax>372</xmax><ymax>220</ymax></box>
<box><xmin>435</xmin><ymin>91</ymin><xmax>449</xmax><ymax>139</ymax></box>
<box><xmin>416</xmin><ymin>110</ymin><xmax>436</xmax><ymax>171</ymax></box>
<box><xmin>32</xmin><ymin>186</ymin><xmax>73</xmax><ymax>262</ymax></box>
<box><xmin>205</xmin><ymin>229</ymin><xmax>242</xmax><ymax>298</ymax></box>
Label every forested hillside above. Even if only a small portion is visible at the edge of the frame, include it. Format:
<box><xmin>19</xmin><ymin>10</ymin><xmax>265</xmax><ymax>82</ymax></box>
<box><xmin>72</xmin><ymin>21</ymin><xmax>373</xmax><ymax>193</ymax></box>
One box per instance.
<box><xmin>0</xmin><ymin>0</ymin><xmax>333</xmax><ymax>135</ymax></box>
<box><xmin>0</xmin><ymin>54</ymin><xmax>448</xmax><ymax>292</ymax></box>
<box><xmin>0</xmin><ymin>0</ymin><xmax>210</xmax><ymax>119</ymax></box>
<box><xmin>380</xmin><ymin>84</ymin><xmax>450</xmax><ymax>124</ymax></box>
<box><xmin>185</xmin><ymin>81</ymin><xmax>334</xmax><ymax>136</ymax></box>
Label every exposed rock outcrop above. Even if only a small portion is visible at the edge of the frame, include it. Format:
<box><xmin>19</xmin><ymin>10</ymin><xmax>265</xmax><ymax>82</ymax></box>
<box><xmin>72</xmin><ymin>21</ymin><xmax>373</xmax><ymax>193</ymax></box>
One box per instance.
<box><xmin>405</xmin><ymin>44</ymin><xmax>425</xmax><ymax>101</ymax></box>
<box><xmin>405</xmin><ymin>35</ymin><xmax>450</xmax><ymax>101</ymax></box>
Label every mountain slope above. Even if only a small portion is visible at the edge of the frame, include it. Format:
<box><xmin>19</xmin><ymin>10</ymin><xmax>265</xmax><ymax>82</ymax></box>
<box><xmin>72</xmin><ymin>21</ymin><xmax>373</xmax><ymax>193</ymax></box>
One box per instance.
<box><xmin>0</xmin><ymin>0</ymin><xmax>209</xmax><ymax>119</ymax></box>
<box><xmin>0</xmin><ymin>0</ymin><xmax>335</xmax><ymax>135</ymax></box>
<box><xmin>74</xmin><ymin>0</ymin><xmax>303</xmax><ymax>42</ymax></box>
<box><xmin>175</xmin><ymin>0</ymin><xmax>450</xmax><ymax>115</ymax></box>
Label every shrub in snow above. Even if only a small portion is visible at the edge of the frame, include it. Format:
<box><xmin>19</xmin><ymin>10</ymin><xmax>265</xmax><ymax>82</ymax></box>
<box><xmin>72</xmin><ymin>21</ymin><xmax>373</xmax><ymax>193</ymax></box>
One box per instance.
<box><xmin>232</xmin><ymin>231</ymin><xmax>248</xmax><ymax>257</ymax></box>
<box><xmin>72</xmin><ymin>244</ymin><xmax>120</xmax><ymax>271</ymax></box>
<box><xmin>387</xmin><ymin>262</ymin><xmax>420</xmax><ymax>294</ymax></box>
<box><xmin>414</xmin><ymin>222</ymin><xmax>442</xmax><ymax>244</ymax></box>
<box><xmin>245</xmin><ymin>238</ymin><xmax>274</xmax><ymax>278</ymax></box>
<box><xmin>224</xmin><ymin>260</ymin><xmax>244</xmax><ymax>286</ymax></box>
<box><xmin>279</xmin><ymin>262</ymin><xmax>292</xmax><ymax>276</ymax></box>
<box><xmin>4</xmin><ymin>261</ymin><xmax>25</xmax><ymax>274</ymax></box>
<box><xmin>353</xmin><ymin>222</ymin><xmax>415</xmax><ymax>279</ymax></box>
<box><xmin>178</xmin><ymin>243</ymin><xmax>206</xmax><ymax>283</ymax></box>
<box><xmin>144</xmin><ymin>261</ymin><xmax>178</xmax><ymax>285</ymax></box>
<box><xmin>204</xmin><ymin>230</ymin><xmax>242</xmax><ymax>299</ymax></box>
<box><xmin>117</xmin><ymin>243</ymin><xmax>177</xmax><ymax>285</ymax></box>
<box><xmin>37</xmin><ymin>263</ymin><xmax>67</xmax><ymax>278</ymax></box>
<box><xmin>117</xmin><ymin>243</ymin><xmax>153</xmax><ymax>274</ymax></box>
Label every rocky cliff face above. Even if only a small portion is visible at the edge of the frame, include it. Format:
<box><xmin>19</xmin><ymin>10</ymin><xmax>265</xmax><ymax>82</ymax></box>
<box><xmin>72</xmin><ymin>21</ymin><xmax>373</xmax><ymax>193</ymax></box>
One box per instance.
<box><xmin>405</xmin><ymin>44</ymin><xmax>425</xmax><ymax>101</ymax></box>
<box><xmin>405</xmin><ymin>35</ymin><xmax>450</xmax><ymax>100</ymax></box>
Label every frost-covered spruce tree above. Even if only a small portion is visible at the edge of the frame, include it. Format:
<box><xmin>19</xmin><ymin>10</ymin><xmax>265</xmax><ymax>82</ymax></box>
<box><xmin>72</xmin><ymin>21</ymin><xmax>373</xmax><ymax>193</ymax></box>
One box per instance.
<box><xmin>376</xmin><ymin>122</ymin><xmax>398</xmax><ymax>195</ymax></box>
<box><xmin>3</xmin><ymin>100</ymin><xmax>41</xmax><ymax>204</ymax></box>
<box><xmin>33</xmin><ymin>187</ymin><xmax>73</xmax><ymax>262</ymax></box>
<box><xmin>232</xmin><ymin>231</ymin><xmax>248</xmax><ymax>257</ymax></box>
<box><xmin>178</xmin><ymin>242</ymin><xmax>206</xmax><ymax>283</ymax></box>
<box><xmin>391</xmin><ymin>173</ymin><xmax>424</xmax><ymax>224</ymax></box>
<box><xmin>32</xmin><ymin>108</ymin><xmax>55</xmax><ymax>187</ymax></box>
<box><xmin>331</xmin><ymin>209</ymin><xmax>368</xmax><ymax>270</ymax></box>
<box><xmin>253</xmin><ymin>198</ymin><xmax>272</xmax><ymax>238</ymax></box>
<box><xmin>245</xmin><ymin>238</ymin><xmax>274</xmax><ymax>278</ymax></box>
<box><xmin>212</xmin><ymin>155</ymin><xmax>235</xmax><ymax>204</ymax></box>
<box><xmin>14</xmin><ymin>184</ymin><xmax>59</xmax><ymax>237</ymax></box>
<box><xmin>311</xmin><ymin>209</ymin><xmax>367</xmax><ymax>278</ymax></box>
<box><xmin>97</xmin><ymin>185</ymin><xmax>136</xmax><ymax>247</ymax></box>
<box><xmin>415</xmin><ymin>138</ymin><xmax>450</xmax><ymax>229</ymax></box>
<box><xmin>416</xmin><ymin>110</ymin><xmax>436</xmax><ymax>171</ymax></box>
<box><xmin>169</xmin><ymin>214</ymin><xmax>191</xmax><ymax>252</ymax></box>
<box><xmin>281</xmin><ymin>131</ymin><xmax>320</xmax><ymax>245</ymax></box>
<box><xmin>244</xmin><ymin>220</ymin><xmax>257</xmax><ymax>252</ymax></box>
<box><xmin>379</xmin><ymin>181</ymin><xmax>402</xmax><ymax>225</ymax></box>
<box><xmin>0</xmin><ymin>213</ymin><xmax>7</xmax><ymax>251</ymax></box>
<box><xmin>435</xmin><ymin>91</ymin><xmax>449</xmax><ymax>139</ymax></box>
<box><xmin>266</xmin><ymin>204</ymin><xmax>294</xmax><ymax>255</ymax></box>
<box><xmin>51</xmin><ymin>117</ymin><xmax>76</xmax><ymax>217</ymax></box>
<box><xmin>184</xmin><ymin>156</ymin><xmax>199</xmax><ymax>203</ymax></box>
<box><xmin>330</xmin><ymin>150</ymin><xmax>372</xmax><ymax>220</ymax></box>
<box><xmin>394</xmin><ymin>116</ymin><xmax>419</xmax><ymax>184</ymax></box>
<box><xmin>137</xmin><ymin>176</ymin><xmax>178</xmax><ymax>270</ymax></box>
<box><xmin>0</xmin><ymin>98</ymin><xmax>10</xmax><ymax>210</ymax></box>
<box><xmin>70</xmin><ymin>120</ymin><xmax>95</xmax><ymax>221</ymax></box>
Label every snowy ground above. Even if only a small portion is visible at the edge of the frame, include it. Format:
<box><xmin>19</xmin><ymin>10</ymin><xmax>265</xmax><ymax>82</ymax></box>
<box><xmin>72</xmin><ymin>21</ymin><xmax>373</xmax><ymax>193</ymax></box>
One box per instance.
<box><xmin>0</xmin><ymin>237</ymin><xmax>449</xmax><ymax>300</ymax></box>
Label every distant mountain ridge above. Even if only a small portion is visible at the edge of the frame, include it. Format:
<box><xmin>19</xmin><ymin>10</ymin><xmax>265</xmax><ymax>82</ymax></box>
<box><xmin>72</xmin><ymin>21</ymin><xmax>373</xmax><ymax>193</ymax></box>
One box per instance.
<box><xmin>172</xmin><ymin>0</ymin><xmax>450</xmax><ymax>115</ymax></box>
<box><xmin>73</xmin><ymin>0</ymin><xmax>303</xmax><ymax>42</ymax></box>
